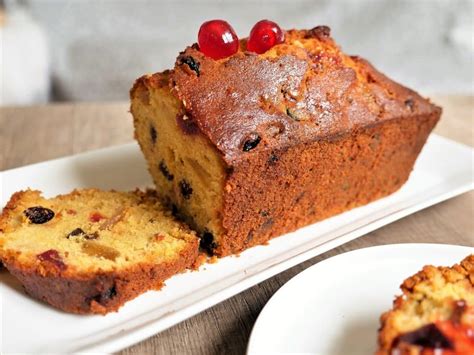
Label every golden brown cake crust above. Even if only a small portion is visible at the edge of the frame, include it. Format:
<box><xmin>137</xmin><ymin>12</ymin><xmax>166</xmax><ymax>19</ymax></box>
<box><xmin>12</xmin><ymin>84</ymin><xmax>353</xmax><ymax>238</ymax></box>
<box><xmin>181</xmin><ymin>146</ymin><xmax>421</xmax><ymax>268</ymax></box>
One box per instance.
<box><xmin>169</xmin><ymin>28</ymin><xmax>440</xmax><ymax>165</ymax></box>
<box><xmin>131</xmin><ymin>26</ymin><xmax>441</xmax><ymax>256</ymax></box>
<box><xmin>0</xmin><ymin>189</ymin><xmax>199</xmax><ymax>314</ymax></box>
<box><xmin>377</xmin><ymin>254</ymin><xmax>474</xmax><ymax>355</ymax></box>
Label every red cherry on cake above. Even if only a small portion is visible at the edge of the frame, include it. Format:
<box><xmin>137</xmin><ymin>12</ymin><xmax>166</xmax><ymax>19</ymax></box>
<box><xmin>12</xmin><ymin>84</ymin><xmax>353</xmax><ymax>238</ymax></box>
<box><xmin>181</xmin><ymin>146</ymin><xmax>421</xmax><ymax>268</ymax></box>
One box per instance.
<box><xmin>198</xmin><ymin>20</ymin><xmax>239</xmax><ymax>60</ymax></box>
<box><xmin>247</xmin><ymin>20</ymin><xmax>285</xmax><ymax>54</ymax></box>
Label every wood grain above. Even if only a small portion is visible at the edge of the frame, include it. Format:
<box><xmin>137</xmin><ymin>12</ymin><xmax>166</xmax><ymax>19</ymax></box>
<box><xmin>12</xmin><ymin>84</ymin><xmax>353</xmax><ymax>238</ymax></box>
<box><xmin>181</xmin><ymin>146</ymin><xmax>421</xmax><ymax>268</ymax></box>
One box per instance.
<box><xmin>0</xmin><ymin>96</ymin><xmax>472</xmax><ymax>355</ymax></box>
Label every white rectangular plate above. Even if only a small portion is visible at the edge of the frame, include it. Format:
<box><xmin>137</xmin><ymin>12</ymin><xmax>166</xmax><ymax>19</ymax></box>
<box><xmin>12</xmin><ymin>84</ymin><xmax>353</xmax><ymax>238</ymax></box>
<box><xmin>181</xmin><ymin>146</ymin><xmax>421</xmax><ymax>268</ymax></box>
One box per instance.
<box><xmin>1</xmin><ymin>134</ymin><xmax>473</xmax><ymax>353</ymax></box>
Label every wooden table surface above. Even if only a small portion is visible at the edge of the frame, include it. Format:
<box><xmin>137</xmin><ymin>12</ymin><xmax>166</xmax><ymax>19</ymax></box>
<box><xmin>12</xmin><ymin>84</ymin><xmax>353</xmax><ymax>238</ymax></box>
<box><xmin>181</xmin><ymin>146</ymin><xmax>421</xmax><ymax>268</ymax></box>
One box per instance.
<box><xmin>1</xmin><ymin>95</ymin><xmax>473</xmax><ymax>354</ymax></box>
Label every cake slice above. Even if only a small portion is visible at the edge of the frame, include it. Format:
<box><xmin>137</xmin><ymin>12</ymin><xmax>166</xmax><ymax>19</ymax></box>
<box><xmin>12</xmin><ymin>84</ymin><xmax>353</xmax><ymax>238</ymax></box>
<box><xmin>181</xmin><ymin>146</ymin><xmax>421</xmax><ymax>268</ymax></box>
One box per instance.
<box><xmin>0</xmin><ymin>189</ymin><xmax>199</xmax><ymax>314</ymax></box>
<box><xmin>130</xmin><ymin>26</ymin><xmax>441</xmax><ymax>256</ymax></box>
<box><xmin>377</xmin><ymin>255</ymin><xmax>474</xmax><ymax>354</ymax></box>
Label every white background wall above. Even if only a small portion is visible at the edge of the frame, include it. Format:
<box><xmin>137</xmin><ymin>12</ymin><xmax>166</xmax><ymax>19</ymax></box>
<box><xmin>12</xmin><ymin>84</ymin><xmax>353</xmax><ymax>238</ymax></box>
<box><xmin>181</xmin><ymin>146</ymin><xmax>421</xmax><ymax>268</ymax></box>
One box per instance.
<box><xmin>6</xmin><ymin>0</ymin><xmax>474</xmax><ymax>102</ymax></box>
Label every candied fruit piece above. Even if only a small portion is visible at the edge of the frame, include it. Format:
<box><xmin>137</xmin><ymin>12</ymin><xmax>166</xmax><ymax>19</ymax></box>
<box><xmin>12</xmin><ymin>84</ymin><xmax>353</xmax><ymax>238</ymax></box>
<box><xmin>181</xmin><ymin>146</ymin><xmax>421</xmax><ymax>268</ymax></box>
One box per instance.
<box><xmin>242</xmin><ymin>133</ymin><xmax>261</xmax><ymax>152</ymax></box>
<box><xmin>150</xmin><ymin>125</ymin><xmax>158</xmax><ymax>144</ymax></box>
<box><xmin>159</xmin><ymin>160</ymin><xmax>174</xmax><ymax>181</ymax></box>
<box><xmin>200</xmin><ymin>231</ymin><xmax>217</xmax><ymax>254</ymax></box>
<box><xmin>179</xmin><ymin>56</ymin><xmax>200</xmax><ymax>76</ymax></box>
<box><xmin>24</xmin><ymin>206</ymin><xmax>55</xmax><ymax>224</ymax></box>
<box><xmin>268</xmin><ymin>153</ymin><xmax>279</xmax><ymax>165</ymax></box>
<box><xmin>67</xmin><ymin>228</ymin><xmax>85</xmax><ymax>238</ymax></box>
<box><xmin>67</xmin><ymin>228</ymin><xmax>99</xmax><ymax>240</ymax></box>
<box><xmin>307</xmin><ymin>25</ymin><xmax>331</xmax><ymax>39</ymax></box>
<box><xmin>37</xmin><ymin>249</ymin><xmax>67</xmax><ymax>270</ymax></box>
<box><xmin>89</xmin><ymin>212</ymin><xmax>105</xmax><ymax>223</ymax></box>
<box><xmin>99</xmin><ymin>210</ymin><xmax>125</xmax><ymax>231</ymax></box>
<box><xmin>198</xmin><ymin>20</ymin><xmax>239</xmax><ymax>60</ymax></box>
<box><xmin>87</xmin><ymin>285</ymin><xmax>117</xmax><ymax>305</ymax></box>
<box><xmin>394</xmin><ymin>324</ymin><xmax>453</xmax><ymax>349</ymax></box>
<box><xmin>152</xmin><ymin>234</ymin><xmax>165</xmax><ymax>242</ymax></box>
<box><xmin>176</xmin><ymin>114</ymin><xmax>199</xmax><ymax>135</ymax></box>
<box><xmin>179</xmin><ymin>179</ymin><xmax>193</xmax><ymax>200</ymax></box>
<box><xmin>247</xmin><ymin>20</ymin><xmax>285</xmax><ymax>54</ymax></box>
<box><xmin>82</xmin><ymin>241</ymin><xmax>120</xmax><ymax>261</ymax></box>
<box><xmin>404</xmin><ymin>98</ymin><xmax>415</xmax><ymax>111</ymax></box>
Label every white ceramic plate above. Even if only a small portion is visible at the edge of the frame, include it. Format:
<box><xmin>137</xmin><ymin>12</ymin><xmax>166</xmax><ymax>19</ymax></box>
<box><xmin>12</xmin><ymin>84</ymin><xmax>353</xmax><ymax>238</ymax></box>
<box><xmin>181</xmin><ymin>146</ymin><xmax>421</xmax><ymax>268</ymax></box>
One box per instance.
<box><xmin>247</xmin><ymin>243</ymin><xmax>474</xmax><ymax>355</ymax></box>
<box><xmin>0</xmin><ymin>134</ymin><xmax>472</xmax><ymax>353</ymax></box>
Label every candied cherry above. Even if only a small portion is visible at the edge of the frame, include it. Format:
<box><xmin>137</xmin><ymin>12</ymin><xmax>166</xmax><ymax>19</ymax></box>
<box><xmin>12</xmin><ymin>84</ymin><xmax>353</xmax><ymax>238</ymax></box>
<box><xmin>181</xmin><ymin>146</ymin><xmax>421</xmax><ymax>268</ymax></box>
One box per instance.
<box><xmin>198</xmin><ymin>20</ymin><xmax>239</xmax><ymax>60</ymax></box>
<box><xmin>247</xmin><ymin>20</ymin><xmax>285</xmax><ymax>54</ymax></box>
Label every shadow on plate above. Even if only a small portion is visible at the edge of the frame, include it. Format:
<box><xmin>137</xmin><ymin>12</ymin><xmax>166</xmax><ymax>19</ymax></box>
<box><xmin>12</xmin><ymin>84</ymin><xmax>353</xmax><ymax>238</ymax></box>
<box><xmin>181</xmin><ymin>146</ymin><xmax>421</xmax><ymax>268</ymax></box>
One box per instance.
<box><xmin>0</xmin><ymin>269</ymin><xmax>24</xmax><ymax>294</ymax></box>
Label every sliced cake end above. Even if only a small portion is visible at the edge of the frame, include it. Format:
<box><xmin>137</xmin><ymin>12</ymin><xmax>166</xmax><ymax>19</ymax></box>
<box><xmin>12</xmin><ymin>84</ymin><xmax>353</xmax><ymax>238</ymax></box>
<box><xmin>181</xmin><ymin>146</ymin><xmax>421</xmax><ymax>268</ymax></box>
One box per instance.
<box><xmin>0</xmin><ymin>189</ymin><xmax>199</xmax><ymax>314</ymax></box>
<box><xmin>377</xmin><ymin>255</ymin><xmax>474</xmax><ymax>354</ymax></box>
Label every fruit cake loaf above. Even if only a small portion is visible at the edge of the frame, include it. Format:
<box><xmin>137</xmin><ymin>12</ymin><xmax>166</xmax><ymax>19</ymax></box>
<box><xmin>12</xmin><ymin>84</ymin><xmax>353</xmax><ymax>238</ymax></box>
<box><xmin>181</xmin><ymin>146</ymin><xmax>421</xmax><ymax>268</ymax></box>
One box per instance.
<box><xmin>377</xmin><ymin>255</ymin><xmax>474</xmax><ymax>355</ymax></box>
<box><xmin>130</xmin><ymin>26</ymin><xmax>441</xmax><ymax>256</ymax></box>
<box><xmin>0</xmin><ymin>189</ymin><xmax>199</xmax><ymax>314</ymax></box>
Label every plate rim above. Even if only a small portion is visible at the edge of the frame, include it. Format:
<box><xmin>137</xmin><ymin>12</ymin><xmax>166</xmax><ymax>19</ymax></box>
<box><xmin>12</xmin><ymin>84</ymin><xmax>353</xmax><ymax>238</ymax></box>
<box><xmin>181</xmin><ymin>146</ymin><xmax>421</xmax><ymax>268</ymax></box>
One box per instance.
<box><xmin>246</xmin><ymin>243</ymin><xmax>474</xmax><ymax>354</ymax></box>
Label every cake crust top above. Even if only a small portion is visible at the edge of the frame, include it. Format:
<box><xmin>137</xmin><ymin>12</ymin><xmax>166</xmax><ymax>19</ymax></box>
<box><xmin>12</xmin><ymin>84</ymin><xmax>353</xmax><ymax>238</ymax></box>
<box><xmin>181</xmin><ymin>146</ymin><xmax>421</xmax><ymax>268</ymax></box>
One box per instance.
<box><xmin>135</xmin><ymin>26</ymin><xmax>441</xmax><ymax>165</ymax></box>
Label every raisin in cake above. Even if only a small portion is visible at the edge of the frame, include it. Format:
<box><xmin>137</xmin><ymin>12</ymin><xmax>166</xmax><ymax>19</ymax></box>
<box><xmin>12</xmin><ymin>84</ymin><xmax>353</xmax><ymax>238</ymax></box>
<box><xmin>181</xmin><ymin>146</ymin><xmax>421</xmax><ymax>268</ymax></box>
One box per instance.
<box><xmin>0</xmin><ymin>189</ymin><xmax>199</xmax><ymax>314</ymax></box>
<box><xmin>377</xmin><ymin>255</ymin><xmax>474</xmax><ymax>355</ymax></box>
<box><xmin>130</xmin><ymin>26</ymin><xmax>441</xmax><ymax>256</ymax></box>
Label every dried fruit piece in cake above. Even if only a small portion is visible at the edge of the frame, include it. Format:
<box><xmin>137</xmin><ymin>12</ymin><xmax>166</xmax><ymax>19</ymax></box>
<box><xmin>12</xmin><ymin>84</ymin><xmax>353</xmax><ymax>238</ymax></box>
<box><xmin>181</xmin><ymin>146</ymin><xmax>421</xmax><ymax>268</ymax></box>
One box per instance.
<box><xmin>377</xmin><ymin>255</ymin><xmax>474</xmax><ymax>355</ymax></box>
<box><xmin>0</xmin><ymin>189</ymin><xmax>199</xmax><ymax>314</ymax></box>
<box><xmin>130</xmin><ymin>26</ymin><xmax>441</xmax><ymax>256</ymax></box>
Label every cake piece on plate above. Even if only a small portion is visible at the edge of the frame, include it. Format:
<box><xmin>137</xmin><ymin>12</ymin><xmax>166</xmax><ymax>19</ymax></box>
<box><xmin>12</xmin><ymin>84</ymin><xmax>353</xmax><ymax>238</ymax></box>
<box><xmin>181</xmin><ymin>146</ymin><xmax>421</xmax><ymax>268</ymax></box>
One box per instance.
<box><xmin>377</xmin><ymin>254</ymin><xmax>474</xmax><ymax>354</ymax></box>
<box><xmin>0</xmin><ymin>189</ymin><xmax>199</xmax><ymax>314</ymax></box>
<box><xmin>130</xmin><ymin>23</ymin><xmax>441</xmax><ymax>256</ymax></box>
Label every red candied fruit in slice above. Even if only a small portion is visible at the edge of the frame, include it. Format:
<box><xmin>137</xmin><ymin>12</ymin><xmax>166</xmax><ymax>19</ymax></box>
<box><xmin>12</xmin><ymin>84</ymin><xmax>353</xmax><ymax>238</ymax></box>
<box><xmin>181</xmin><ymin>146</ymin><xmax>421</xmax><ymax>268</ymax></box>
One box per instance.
<box><xmin>89</xmin><ymin>212</ymin><xmax>105</xmax><ymax>223</ymax></box>
<box><xmin>247</xmin><ymin>19</ymin><xmax>285</xmax><ymax>54</ymax></box>
<box><xmin>198</xmin><ymin>20</ymin><xmax>239</xmax><ymax>60</ymax></box>
<box><xmin>37</xmin><ymin>249</ymin><xmax>67</xmax><ymax>271</ymax></box>
<box><xmin>435</xmin><ymin>320</ymin><xmax>474</xmax><ymax>350</ymax></box>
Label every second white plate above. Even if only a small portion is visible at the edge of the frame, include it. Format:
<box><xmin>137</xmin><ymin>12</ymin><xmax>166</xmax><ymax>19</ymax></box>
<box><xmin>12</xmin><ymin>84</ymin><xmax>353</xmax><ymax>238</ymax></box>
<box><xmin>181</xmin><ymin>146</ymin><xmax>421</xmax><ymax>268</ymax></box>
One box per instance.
<box><xmin>247</xmin><ymin>243</ymin><xmax>473</xmax><ymax>355</ymax></box>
